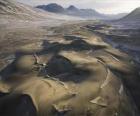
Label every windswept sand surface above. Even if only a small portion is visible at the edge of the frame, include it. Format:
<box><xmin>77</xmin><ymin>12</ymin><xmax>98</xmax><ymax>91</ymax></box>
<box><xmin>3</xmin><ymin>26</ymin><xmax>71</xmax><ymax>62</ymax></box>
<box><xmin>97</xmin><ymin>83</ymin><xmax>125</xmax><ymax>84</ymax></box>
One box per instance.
<box><xmin>0</xmin><ymin>21</ymin><xmax>140</xmax><ymax>116</ymax></box>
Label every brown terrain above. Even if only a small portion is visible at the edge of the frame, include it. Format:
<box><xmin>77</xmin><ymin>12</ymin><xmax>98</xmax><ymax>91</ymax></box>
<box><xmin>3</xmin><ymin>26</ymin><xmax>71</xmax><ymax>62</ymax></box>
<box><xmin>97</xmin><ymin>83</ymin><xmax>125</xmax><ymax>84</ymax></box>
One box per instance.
<box><xmin>0</xmin><ymin>0</ymin><xmax>140</xmax><ymax>116</ymax></box>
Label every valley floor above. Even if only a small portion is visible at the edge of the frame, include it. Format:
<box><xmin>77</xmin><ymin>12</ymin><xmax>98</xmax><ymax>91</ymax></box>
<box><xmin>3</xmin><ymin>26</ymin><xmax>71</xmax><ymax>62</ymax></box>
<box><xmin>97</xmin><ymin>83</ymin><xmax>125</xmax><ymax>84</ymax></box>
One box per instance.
<box><xmin>0</xmin><ymin>20</ymin><xmax>140</xmax><ymax>116</ymax></box>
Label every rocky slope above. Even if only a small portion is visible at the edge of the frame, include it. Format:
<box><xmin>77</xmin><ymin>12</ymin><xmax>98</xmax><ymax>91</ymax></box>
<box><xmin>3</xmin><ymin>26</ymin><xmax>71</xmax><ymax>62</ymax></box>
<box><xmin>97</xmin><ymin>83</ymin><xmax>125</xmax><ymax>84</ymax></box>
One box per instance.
<box><xmin>0</xmin><ymin>0</ymin><xmax>47</xmax><ymax>20</ymax></box>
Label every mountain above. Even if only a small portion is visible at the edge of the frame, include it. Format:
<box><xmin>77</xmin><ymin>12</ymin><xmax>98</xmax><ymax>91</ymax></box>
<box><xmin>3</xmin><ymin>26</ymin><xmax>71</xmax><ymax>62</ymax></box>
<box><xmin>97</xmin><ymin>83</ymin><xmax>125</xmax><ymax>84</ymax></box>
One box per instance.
<box><xmin>67</xmin><ymin>7</ymin><xmax>106</xmax><ymax>19</ymax></box>
<box><xmin>67</xmin><ymin>5</ymin><xmax>79</xmax><ymax>11</ymax></box>
<box><xmin>36</xmin><ymin>3</ymin><xmax>126</xmax><ymax>20</ymax></box>
<box><xmin>36</xmin><ymin>3</ymin><xmax>65</xmax><ymax>13</ymax></box>
<box><xmin>36</xmin><ymin>4</ymin><xmax>107</xmax><ymax>19</ymax></box>
<box><xmin>120</xmin><ymin>7</ymin><xmax>140</xmax><ymax>22</ymax></box>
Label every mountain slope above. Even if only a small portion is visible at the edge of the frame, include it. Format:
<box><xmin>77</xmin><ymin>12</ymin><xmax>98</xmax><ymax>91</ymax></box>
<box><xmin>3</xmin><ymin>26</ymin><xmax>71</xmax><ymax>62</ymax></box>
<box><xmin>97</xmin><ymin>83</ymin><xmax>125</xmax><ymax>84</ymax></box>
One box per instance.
<box><xmin>0</xmin><ymin>0</ymin><xmax>47</xmax><ymax>20</ymax></box>
<box><xmin>36</xmin><ymin>3</ymin><xmax>65</xmax><ymax>13</ymax></box>
<box><xmin>120</xmin><ymin>7</ymin><xmax>140</xmax><ymax>22</ymax></box>
<box><xmin>67</xmin><ymin>5</ymin><xmax>79</xmax><ymax>11</ymax></box>
<box><xmin>67</xmin><ymin>7</ymin><xmax>105</xmax><ymax>19</ymax></box>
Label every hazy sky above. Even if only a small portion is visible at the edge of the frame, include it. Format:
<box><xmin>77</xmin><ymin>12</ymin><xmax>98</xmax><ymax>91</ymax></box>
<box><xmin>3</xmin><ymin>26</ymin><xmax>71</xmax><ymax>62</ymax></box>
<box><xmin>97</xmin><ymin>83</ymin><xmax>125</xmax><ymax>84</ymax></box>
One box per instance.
<box><xmin>16</xmin><ymin>0</ymin><xmax>140</xmax><ymax>14</ymax></box>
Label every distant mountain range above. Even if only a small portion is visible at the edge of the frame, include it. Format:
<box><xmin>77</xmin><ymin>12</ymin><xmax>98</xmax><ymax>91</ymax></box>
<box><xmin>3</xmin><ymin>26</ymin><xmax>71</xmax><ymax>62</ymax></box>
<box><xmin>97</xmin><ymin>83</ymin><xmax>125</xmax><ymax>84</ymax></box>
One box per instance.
<box><xmin>36</xmin><ymin>3</ymin><xmax>127</xmax><ymax>20</ymax></box>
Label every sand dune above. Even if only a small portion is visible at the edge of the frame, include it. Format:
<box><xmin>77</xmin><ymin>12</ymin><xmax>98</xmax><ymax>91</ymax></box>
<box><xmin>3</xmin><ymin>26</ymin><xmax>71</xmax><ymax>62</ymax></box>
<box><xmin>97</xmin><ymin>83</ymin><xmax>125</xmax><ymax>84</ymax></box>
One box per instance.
<box><xmin>0</xmin><ymin>0</ymin><xmax>140</xmax><ymax>116</ymax></box>
<box><xmin>0</xmin><ymin>24</ymin><xmax>140</xmax><ymax>116</ymax></box>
